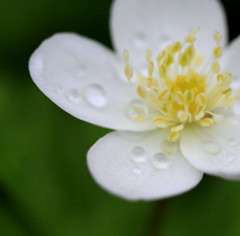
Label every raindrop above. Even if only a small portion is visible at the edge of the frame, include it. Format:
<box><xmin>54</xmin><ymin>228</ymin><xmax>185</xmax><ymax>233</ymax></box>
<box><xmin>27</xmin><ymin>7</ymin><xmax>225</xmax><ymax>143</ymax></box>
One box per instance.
<box><xmin>151</xmin><ymin>153</ymin><xmax>170</xmax><ymax>170</ymax></box>
<box><xmin>126</xmin><ymin>100</ymin><xmax>148</xmax><ymax>120</ymax></box>
<box><xmin>67</xmin><ymin>89</ymin><xmax>80</xmax><ymax>102</ymax></box>
<box><xmin>133</xmin><ymin>32</ymin><xmax>147</xmax><ymax>48</ymax></box>
<box><xmin>202</xmin><ymin>141</ymin><xmax>221</xmax><ymax>155</ymax></box>
<box><xmin>75</xmin><ymin>65</ymin><xmax>86</xmax><ymax>77</ymax></box>
<box><xmin>225</xmin><ymin>152</ymin><xmax>236</xmax><ymax>164</ymax></box>
<box><xmin>83</xmin><ymin>84</ymin><xmax>107</xmax><ymax>108</ymax></box>
<box><xmin>228</xmin><ymin>137</ymin><xmax>239</xmax><ymax>147</ymax></box>
<box><xmin>131</xmin><ymin>146</ymin><xmax>147</xmax><ymax>163</ymax></box>
<box><xmin>132</xmin><ymin>167</ymin><xmax>142</xmax><ymax>175</ymax></box>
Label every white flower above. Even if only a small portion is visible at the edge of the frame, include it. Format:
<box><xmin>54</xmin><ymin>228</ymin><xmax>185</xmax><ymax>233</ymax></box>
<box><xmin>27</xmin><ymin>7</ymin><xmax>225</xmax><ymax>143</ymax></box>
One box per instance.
<box><xmin>29</xmin><ymin>0</ymin><xmax>240</xmax><ymax>201</ymax></box>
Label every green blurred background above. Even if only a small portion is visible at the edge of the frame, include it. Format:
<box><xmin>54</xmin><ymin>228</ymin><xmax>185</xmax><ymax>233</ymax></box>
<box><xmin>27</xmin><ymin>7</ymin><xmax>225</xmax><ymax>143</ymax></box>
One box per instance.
<box><xmin>1</xmin><ymin>0</ymin><xmax>240</xmax><ymax>235</ymax></box>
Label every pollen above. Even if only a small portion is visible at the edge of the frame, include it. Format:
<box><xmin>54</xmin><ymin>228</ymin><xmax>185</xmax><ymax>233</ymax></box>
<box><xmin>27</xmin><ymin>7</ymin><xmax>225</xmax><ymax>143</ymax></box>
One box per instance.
<box><xmin>123</xmin><ymin>28</ymin><xmax>240</xmax><ymax>142</ymax></box>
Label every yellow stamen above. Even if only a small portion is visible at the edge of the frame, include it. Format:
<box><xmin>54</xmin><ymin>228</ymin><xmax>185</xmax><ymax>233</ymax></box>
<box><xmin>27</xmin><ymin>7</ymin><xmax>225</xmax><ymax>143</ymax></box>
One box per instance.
<box><xmin>136</xmin><ymin>86</ymin><xmax>146</xmax><ymax>99</ymax></box>
<box><xmin>122</xmin><ymin>27</ymin><xmax>239</xmax><ymax>143</ymax></box>
<box><xmin>124</xmin><ymin>65</ymin><xmax>133</xmax><ymax>80</ymax></box>
<box><xmin>214</xmin><ymin>46</ymin><xmax>222</xmax><ymax>59</ymax></box>
<box><xmin>177</xmin><ymin>111</ymin><xmax>189</xmax><ymax>123</ymax></box>
<box><xmin>167</xmin><ymin>132</ymin><xmax>180</xmax><ymax>142</ymax></box>
<box><xmin>171</xmin><ymin>124</ymin><xmax>184</xmax><ymax>133</ymax></box>
<box><xmin>146</xmin><ymin>49</ymin><xmax>152</xmax><ymax>62</ymax></box>
<box><xmin>123</xmin><ymin>49</ymin><xmax>130</xmax><ymax>63</ymax></box>
<box><xmin>212</xmin><ymin>61</ymin><xmax>221</xmax><ymax>74</ymax></box>
<box><xmin>199</xmin><ymin>118</ymin><xmax>214</xmax><ymax>127</ymax></box>
<box><xmin>213</xmin><ymin>31</ymin><xmax>223</xmax><ymax>44</ymax></box>
<box><xmin>148</xmin><ymin>61</ymin><xmax>154</xmax><ymax>76</ymax></box>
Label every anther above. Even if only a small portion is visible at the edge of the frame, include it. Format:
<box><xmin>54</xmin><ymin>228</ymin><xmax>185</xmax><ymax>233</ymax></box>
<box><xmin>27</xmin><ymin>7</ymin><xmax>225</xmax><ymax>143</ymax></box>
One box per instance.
<box><xmin>171</xmin><ymin>124</ymin><xmax>184</xmax><ymax>133</ymax></box>
<box><xmin>177</xmin><ymin>111</ymin><xmax>189</xmax><ymax>123</ymax></box>
<box><xmin>195</xmin><ymin>93</ymin><xmax>207</xmax><ymax>107</ymax></box>
<box><xmin>136</xmin><ymin>86</ymin><xmax>146</xmax><ymax>99</ymax></box>
<box><xmin>167</xmin><ymin>132</ymin><xmax>180</xmax><ymax>142</ymax></box>
<box><xmin>211</xmin><ymin>61</ymin><xmax>221</xmax><ymax>74</ymax></box>
<box><xmin>123</xmin><ymin>49</ymin><xmax>130</xmax><ymax>64</ymax></box>
<box><xmin>157</xmin><ymin>51</ymin><xmax>166</xmax><ymax>62</ymax></box>
<box><xmin>199</xmin><ymin>118</ymin><xmax>214</xmax><ymax>127</ymax></box>
<box><xmin>185</xmin><ymin>26</ymin><xmax>200</xmax><ymax>43</ymax></box>
<box><xmin>213</xmin><ymin>31</ymin><xmax>223</xmax><ymax>44</ymax></box>
<box><xmin>159</xmin><ymin>65</ymin><xmax>166</xmax><ymax>78</ymax></box>
<box><xmin>170</xmin><ymin>42</ymin><xmax>182</xmax><ymax>53</ymax></box>
<box><xmin>213</xmin><ymin>46</ymin><xmax>222</xmax><ymax>59</ymax></box>
<box><xmin>123</xmin><ymin>27</ymin><xmax>239</xmax><ymax>143</ymax></box>
<box><xmin>124</xmin><ymin>65</ymin><xmax>133</xmax><ymax>80</ymax></box>
<box><xmin>184</xmin><ymin>90</ymin><xmax>195</xmax><ymax>104</ymax></box>
<box><xmin>148</xmin><ymin>61</ymin><xmax>154</xmax><ymax>76</ymax></box>
<box><xmin>146</xmin><ymin>49</ymin><xmax>152</xmax><ymax>62</ymax></box>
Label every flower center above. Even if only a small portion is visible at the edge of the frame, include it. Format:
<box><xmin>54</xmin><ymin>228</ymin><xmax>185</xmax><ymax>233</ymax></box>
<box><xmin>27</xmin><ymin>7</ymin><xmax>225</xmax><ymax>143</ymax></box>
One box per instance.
<box><xmin>124</xmin><ymin>27</ymin><xmax>240</xmax><ymax>142</ymax></box>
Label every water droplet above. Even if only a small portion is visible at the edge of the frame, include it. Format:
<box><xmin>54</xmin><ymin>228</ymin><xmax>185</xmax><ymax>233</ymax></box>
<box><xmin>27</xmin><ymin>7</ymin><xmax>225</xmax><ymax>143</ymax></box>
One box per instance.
<box><xmin>202</xmin><ymin>141</ymin><xmax>221</xmax><ymax>155</ymax></box>
<box><xmin>67</xmin><ymin>89</ymin><xmax>80</xmax><ymax>102</ymax></box>
<box><xmin>126</xmin><ymin>100</ymin><xmax>148</xmax><ymax>120</ymax></box>
<box><xmin>83</xmin><ymin>84</ymin><xmax>107</xmax><ymax>108</ymax></box>
<box><xmin>228</xmin><ymin>137</ymin><xmax>239</xmax><ymax>147</ymax></box>
<box><xmin>151</xmin><ymin>153</ymin><xmax>170</xmax><ymax>170</ymax></box>
<box><xmin>132</xmin><ymin>167</ymin><xmax>142</xmax><ymax>175</ymax></box>
<box><xmin>225</xmin><ymin>152</ymin><xmax>236</xmax><ymax>164</ymax></box>
<box><xmin>131</xmin><ymin>146</ymin><xmax>147</xmax><ymax>163</ymax></box>
<box><xmin>133</xmin><ymin>32</ymin><xmax>147</xmax><ymax>48</ymax></box>
<box><xmin>75</xmin><ymin>65</ymin><xmax>86</xmax><ymax>77</ymax></box>
<box><xmin>232</xmin><ymin>100</ymin><xmax>240</xmax><ymax>115</ymax></box>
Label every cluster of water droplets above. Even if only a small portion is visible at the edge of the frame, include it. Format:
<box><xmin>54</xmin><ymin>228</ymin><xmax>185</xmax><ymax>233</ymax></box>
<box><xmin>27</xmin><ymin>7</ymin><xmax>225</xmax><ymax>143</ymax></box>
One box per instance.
<box><xmin>202</xmin><ymin>136</ymin><xmax>240</xmax><ymax>165</ymax></box>
<box><xmin>54</xmin><ymin>65</ymin><xmax>107</xmax><ymax>108</ymax></box>
<box><xmin>128</xmin><ymin>144</ymin><xmax>171</xmax><ymax>176</ymax></box>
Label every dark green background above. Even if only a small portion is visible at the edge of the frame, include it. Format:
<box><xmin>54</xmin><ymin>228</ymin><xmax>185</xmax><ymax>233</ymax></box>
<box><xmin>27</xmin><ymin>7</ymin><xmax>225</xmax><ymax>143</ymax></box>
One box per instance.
<box><xmin>1</xmin><ymin>0</ymin><xmax>240</xmax><ymax>235</ymax></box>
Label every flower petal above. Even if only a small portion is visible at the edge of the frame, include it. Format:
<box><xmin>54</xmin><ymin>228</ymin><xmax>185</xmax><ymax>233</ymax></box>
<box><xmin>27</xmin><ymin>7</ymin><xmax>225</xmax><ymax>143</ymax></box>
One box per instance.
<box><xmin>222</xmin><ymin>35</ymin><xmax>240</xmax><ymax>90</ymax></box>
<box><xmin>87</xmin><ymin>130</ymin><xmax>203</xmax><ymax>201</ymax></box>
<box><xmin>221</xmin><ymin>36</ymin><xmax>240</xmax><ymax>115</ymax></box>
<box><xmin>111</xmin><ymin>0</ymin><xmax>227</xmax><ymax>70</ymax></box>
<box><xmin>29</xmin><ymin>33</ymin><xmax>154</xmax><ymax>131</ymax></box>
<box><xmin>180</xmin><ymin>117</ymin><xmax>240</xmax><ymax>180</ymax></box>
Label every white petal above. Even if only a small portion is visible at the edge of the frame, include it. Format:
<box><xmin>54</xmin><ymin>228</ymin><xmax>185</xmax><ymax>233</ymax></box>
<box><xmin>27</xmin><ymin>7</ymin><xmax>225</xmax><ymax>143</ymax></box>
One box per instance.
<box><xmin>87</xmin><ymin>130</ymin><xmax>203</xmax><ymax>201</ymax></box>
<box><xmin>29</xmin><ymin>33</ymin><xmax>154</xmax><ymax>131</ymax></box>
<box><xmin>222</xmin><ymin>35</ymin><xmax>240</xmax><ymax>91</ymax></box>
<box><xmin>220</xmin><ymin>36</ymin><xmax>240</xmax><ymax>115</ymax></box>
<box><xmin>181</xmin><ymin>117</ymin><xmax>240</xmax><ymax>180</ymax></box>
<box><xmin>111</xmin><ymin>0</ymin><xmax>227</xmax><ymax>70</ymax></box>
